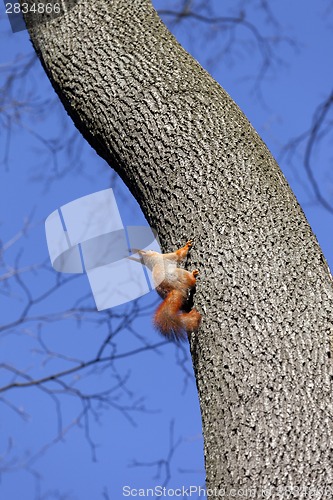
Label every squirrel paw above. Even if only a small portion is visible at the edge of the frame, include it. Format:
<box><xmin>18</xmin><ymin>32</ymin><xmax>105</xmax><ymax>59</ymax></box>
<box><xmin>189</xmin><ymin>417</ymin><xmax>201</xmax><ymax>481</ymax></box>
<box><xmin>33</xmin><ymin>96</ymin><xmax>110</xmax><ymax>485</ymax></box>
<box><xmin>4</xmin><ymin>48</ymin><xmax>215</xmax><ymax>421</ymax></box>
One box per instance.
<box><xmin>192</xmin><ymin>269</ymin><xmax>199</xmax><ymax>278</ymax></box>
<box><xmin>186</xmin><ymin>239</ymin><xmax>194</xmax><ymax>248</ymax></box>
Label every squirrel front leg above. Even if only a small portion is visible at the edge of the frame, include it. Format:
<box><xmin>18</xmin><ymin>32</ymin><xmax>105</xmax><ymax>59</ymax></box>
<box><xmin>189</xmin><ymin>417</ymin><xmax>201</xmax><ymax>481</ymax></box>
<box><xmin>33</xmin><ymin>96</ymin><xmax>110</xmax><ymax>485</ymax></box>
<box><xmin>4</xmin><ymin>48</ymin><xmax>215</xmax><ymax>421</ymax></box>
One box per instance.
<box><xmin>159</xmin><ymin>239</ymin><xmax>194</xmax><ymax>263</ymax></box>
<box><xmin>172</xmin><ymin>239</ymin><xmax>194</xmax><ymax>262</ymax></box>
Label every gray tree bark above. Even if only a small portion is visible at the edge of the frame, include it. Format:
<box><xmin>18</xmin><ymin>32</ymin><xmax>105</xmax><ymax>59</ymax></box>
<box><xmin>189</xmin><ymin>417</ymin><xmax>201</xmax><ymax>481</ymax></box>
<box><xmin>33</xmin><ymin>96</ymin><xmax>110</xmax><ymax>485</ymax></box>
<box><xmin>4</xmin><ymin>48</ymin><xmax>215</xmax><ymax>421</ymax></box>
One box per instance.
<box><xmin>24</xmin><ymin>0</ymin><xmax>333</xmax><ymax>497</ymax></box>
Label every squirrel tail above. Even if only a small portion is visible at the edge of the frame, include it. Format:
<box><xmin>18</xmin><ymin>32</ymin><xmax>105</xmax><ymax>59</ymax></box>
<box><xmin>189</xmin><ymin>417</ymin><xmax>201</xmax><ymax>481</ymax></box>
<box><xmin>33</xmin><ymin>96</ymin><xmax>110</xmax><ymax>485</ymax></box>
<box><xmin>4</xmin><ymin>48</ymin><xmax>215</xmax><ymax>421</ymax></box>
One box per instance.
<box><xmin>154</xmin><ymin>290</ymin><xmax>201</xmax><ymax>341</ymax></box>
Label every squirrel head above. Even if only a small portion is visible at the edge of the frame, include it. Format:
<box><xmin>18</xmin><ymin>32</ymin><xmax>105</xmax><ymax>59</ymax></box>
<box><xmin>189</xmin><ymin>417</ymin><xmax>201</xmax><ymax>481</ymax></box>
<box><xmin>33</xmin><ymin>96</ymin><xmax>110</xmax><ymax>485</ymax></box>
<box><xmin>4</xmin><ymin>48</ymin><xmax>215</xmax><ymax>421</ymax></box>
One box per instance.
<box><xmin>135</xmin><ymin>249</ymin><xmax>162</xmax><ymax>270</ymax></box>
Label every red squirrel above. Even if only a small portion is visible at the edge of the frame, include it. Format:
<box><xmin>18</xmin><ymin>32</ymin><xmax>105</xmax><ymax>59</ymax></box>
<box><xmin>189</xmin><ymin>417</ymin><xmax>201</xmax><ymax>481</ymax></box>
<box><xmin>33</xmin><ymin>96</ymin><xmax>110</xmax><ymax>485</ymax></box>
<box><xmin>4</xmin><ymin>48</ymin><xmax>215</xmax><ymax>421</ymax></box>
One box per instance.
<box><xmin>138</xmin><ymin>240</ymin><xmax>201</xmax><ymax>341</ymax></box>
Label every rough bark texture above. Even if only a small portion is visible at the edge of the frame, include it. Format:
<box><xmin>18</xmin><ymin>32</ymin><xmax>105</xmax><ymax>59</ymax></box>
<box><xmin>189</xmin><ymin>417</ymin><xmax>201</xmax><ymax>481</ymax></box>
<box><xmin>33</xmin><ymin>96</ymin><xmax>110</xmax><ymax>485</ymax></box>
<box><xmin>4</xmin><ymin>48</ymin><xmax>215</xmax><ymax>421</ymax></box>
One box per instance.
<box><xmin>24</xmin><ymin>1</ymin><xmax>333</xmax><ymax>497</ymax></box>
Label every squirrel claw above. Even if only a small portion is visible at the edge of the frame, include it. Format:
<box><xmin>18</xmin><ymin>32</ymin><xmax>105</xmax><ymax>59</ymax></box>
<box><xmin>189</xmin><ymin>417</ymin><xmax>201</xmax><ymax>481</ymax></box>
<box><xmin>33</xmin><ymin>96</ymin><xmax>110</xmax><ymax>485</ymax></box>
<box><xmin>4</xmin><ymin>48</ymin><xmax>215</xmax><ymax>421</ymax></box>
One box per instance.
<box><xmin>193</xmin><ymin>269</ymin><xmax>199</xmax><ymax>278</ymax></box>
<box><xmin>186</xmin><ymin>239</ymin><xmax>194</xmax><ymax>248</ymax></box>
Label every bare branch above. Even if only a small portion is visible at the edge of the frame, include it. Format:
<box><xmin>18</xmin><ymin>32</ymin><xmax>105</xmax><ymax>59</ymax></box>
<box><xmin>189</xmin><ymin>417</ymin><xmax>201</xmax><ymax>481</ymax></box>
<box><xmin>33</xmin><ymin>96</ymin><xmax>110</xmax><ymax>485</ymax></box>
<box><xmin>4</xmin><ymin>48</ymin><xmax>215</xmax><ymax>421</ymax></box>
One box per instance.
<box><xmin>284</xmin><ymin>89</ymin><xmax>333</xmax><ymax>213</ymax></box>
<box><xmin>129</xmin><ymin>419</ymin><xmax>182</xmax><ymax>487</ymax></box>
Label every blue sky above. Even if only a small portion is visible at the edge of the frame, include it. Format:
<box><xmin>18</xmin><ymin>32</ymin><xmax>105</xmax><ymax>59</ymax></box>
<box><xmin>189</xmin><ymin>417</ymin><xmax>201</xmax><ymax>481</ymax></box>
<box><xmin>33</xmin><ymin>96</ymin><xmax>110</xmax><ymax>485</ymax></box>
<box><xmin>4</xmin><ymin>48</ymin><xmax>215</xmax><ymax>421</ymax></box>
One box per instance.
<box><xmin>1</xmin><ymin>1</ymin><xmax>333</xmax><ymax>499</ymax></box>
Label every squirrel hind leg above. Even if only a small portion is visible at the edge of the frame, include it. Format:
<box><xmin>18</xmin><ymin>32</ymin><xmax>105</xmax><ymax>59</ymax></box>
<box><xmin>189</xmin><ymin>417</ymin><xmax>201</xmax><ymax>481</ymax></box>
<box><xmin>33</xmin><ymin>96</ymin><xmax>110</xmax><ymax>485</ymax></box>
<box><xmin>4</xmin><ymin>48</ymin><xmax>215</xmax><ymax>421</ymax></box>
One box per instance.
<box><xmin>165</xmin><ymin>309</ymin><xmax>202</xmax><ymax>342</ymax></box>
<box><xmin>182</xmin><ymin>309</ymin><xmax>201</xmax><ymax>332</ymax></box>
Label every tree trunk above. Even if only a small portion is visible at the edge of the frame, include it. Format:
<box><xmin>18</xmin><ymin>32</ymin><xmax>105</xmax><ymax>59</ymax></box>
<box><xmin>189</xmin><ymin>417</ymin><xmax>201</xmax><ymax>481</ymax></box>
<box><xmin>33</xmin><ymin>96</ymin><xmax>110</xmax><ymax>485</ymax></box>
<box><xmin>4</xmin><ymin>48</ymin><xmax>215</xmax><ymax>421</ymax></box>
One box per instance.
<box><xmin>24</xmin><ymin>0</ymin><xmax>333</xmax><ymax>497</ymax></box>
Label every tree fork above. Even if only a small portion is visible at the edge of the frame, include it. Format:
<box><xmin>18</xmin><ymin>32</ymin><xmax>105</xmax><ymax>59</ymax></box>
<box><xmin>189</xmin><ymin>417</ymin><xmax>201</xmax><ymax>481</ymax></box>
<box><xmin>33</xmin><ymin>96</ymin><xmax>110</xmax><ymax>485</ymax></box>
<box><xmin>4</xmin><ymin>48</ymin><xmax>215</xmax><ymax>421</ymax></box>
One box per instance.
<box><xmin>24</xmin><ymin>1</ymin><xmax>333</xmax><ymax>497</ymax></box>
